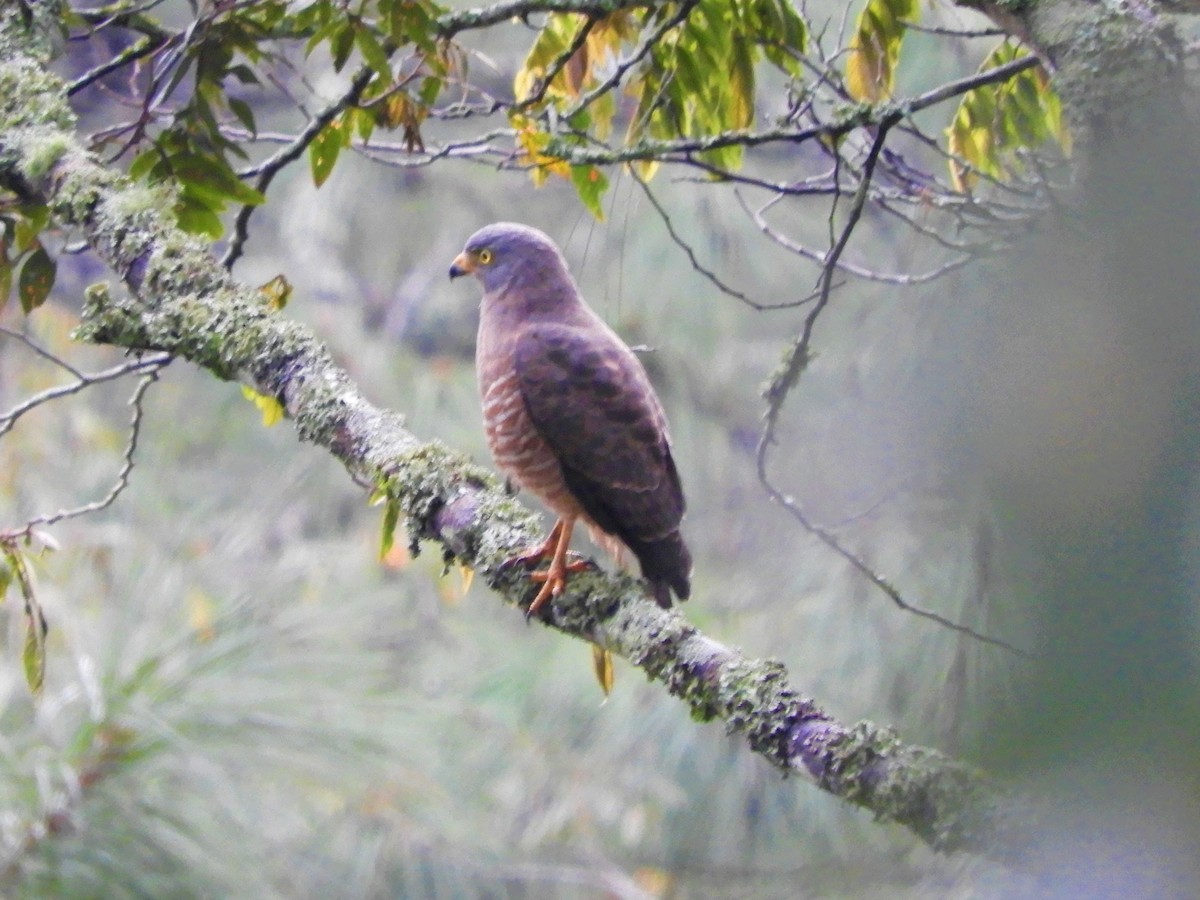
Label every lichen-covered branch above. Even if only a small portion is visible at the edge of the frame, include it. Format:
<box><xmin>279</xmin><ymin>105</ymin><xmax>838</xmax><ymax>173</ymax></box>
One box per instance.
<box><xmin>0</xmin><ymin>2</ymin><xmax>1028</xmax><ymax>863</ymax></box>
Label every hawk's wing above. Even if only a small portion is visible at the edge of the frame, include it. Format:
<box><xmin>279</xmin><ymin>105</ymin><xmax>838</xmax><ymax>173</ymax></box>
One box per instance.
<box><xmin>514</xmin><ymin>322</ymin><xmax>684</xmax><ymax>546</ymax></box>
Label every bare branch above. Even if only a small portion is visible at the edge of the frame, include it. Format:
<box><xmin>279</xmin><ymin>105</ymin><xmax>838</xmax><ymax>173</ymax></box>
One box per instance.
<box><xmin>0</xmin><ymin>352</ymin><xmax>171</xmax><ymax>440</ymax></box>
<box><xmin>67</xmin><ymin>32</ymin><xmax>168</xmax><ymax>96</ymax></box>
<box><xmin>0</xmin><ymin>325</ymin><xmax>85</xmax><ymax>378</ymax></box>
<box><xmin>2</xmin><ymin>363</ymin><xmax>167</xmax><ymax>541</ymax></box>
<box><xmin>752</xmin><ymin>121</ymin><xmax>1031</xmax><ymax>659</ymax></box>
<box><xmin>738</xmin><ymin>191</ymin><xmax>974</xmax><ymax>286</ymax></box>
<box><xmin>222</xmin><ymin>66</ymin><xmax>375</xmax><ymax>269</ymax></box>
<box><xmin>630</xmin><ymin>172</ymin><xmax>776</xmax><ymax>310</ymax></box>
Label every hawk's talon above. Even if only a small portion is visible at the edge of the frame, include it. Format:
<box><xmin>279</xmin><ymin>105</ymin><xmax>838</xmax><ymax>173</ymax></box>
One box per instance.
<box><xmin>529</xmin><ymin>558</ymin><xmax>591</xmax><ymax>580</ymax></box>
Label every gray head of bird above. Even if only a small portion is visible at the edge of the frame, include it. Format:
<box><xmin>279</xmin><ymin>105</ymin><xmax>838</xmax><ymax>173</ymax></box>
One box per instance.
<box><xmin>448</xmin><ymin>222</ymin><xmax>572</xmax><ymax>296</ymax></box>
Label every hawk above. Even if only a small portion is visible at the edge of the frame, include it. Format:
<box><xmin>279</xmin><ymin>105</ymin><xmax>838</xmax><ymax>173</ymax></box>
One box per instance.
<box><xmin>449</xmin><ymin>222</ymin><xmax>691</xmax><ymax>615</ymax></box>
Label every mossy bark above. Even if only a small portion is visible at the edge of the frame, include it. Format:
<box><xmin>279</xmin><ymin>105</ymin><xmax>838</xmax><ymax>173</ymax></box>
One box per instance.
<box><xmin>0</xmin><ymin>1</ymin><xmax>1027</xmax><ymax>862</ymax></box>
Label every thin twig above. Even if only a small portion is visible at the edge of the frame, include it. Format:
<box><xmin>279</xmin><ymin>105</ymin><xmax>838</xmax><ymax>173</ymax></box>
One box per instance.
<box><xmin>2</xmin><ymin>363</ymin><xmax>167</xmax><ymax>541</ymax></box>
<box><xmin>900</xmin><ymin>20</ymin><xmax>1005</xmax><ymax>38</ymax></box>
<box><xmin>0</xmin><ymin>326</ymin><xmax>85</xmax><ymax>378</ymax></box>
<box><xmin>221</xmin><ymin>66</ymin><xmax>375</xmax><ymax>269</ymax></box>
<box><xmin>67</xmin><ymin>33</ymin><xmax>168</xmax><ymax>96</ymax></box>
<box><xmin>739</xmin><ymin>191</ymin><xmax>973</xmax><ymax>286</ymax></box>
<box><xmin>0</xmin><ymin>353</ymin><xmax>170</xmax><ymax>439</ymax></box>
<box><xmin>630</xmin><ymin>172</ymin><xmax>769</xmax><ymax>309</ymax></box>
<box><xmin>754</xmin><ymin>120</ymin><xmax>1031</xmax><ymax>659</ymax></box>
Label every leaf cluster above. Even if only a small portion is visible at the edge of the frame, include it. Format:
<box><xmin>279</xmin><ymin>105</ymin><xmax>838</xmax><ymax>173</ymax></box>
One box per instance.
<box><xmin>946</xmin><ymin>41</ymin><xmax>1068</xmax><ymax>191</ymax></box>
<box><xmin>514</xmin><ymin>0</ymin><xmax>807</xmax><ymax>206</ymax></box>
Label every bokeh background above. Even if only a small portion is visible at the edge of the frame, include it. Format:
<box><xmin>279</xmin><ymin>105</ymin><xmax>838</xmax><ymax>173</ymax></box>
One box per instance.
<box><xmin>2</xmin><ymin>1</ymin><xmax>1198</xmax><ymax>897</ymax></box>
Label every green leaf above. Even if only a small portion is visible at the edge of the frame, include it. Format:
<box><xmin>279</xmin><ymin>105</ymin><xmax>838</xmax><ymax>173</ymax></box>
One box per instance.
<box><xmin>128</xmin><ymin>148</ymin><xmax>160</xmax><ymax>180</ymax></box>
<box><xmin>175</xmin><ymin>192</ymin><xmax>224</xmax><ymax>238</ymax></box>
<box><xmin>845</xmin><ymin>0</ymin><xmax>918</xmax><ymax>102</ymax></box>
<box><xmin>227</xmin><ymin>64</ymin><xmax>260</xmax><ymax>85</ymax></box>
<box><xmin>379</xmin><ymin>499</ymin><xmax>400</xmax><ymax>560</ymax></box>
<box><xmin>331</xmin><ymin>22</ymin><xmax>355</xmax><ymax>72</ymax></box>
<box><xmin>13</xmin><ymin>205</ymin><xmax>48</xmax><ymax>253</ymax></box>
<box><xmin>305</xmin><ymin>17</ymin><xmax>342</xmax><ymax>58</ymax></box>
<box><xmin>355</xmin><ymin>25</ymin><xmax>391</xmax><ymax>76</ymax></box>
<box><xmin>18</xmin><ymin>242</ymin><xmax>55</xmax><ymax>313</ymax></box>
<box><xmin>309</xmin><ymin>120</ymin><xmax>344</xmax><ymax>187</ymax></box>
<box><xmin>23</xmin><ymin>603</ymin><xmax>46</xmax><ymax>695</ymax></box>
<box><xmin>0</xmin><ymin>238</ymin><xmax>11</xmax><ymax>311</ymax></box>
<box><xmin>418</xmin><ymin>75</ymin><xmax>443</xmax><ymax>107</ymax></box>
<box><xmin>0</xmin><ymin>557</ymin><xmax>11</xmax><ymax>603</ymax></box>
<box><xmin>229</xmin><ymin>97</ymin><xmax>257</xmax><ymax>134</ymax></box>
<box><xmin>570</xmin><ymin>165</ymin><xmax>609</xmax><ymax>219</ymax></box>
<box><xmin>172</xmin><ymin>154</ymin><xmax>266</xmax><ymax>206</ymax></box>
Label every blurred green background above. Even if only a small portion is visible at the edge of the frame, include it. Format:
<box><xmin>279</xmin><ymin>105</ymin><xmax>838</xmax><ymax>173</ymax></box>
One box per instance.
<box><xmin>2</xmin><ymin>1</ymin><xmax>1199</xmax><ymax>897</ymax></box>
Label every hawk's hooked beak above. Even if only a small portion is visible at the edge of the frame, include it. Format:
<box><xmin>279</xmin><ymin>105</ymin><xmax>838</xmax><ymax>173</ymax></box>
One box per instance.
<box><xmin>448</xmin><ymin>251</ymin><xmax>475</xmax><ymax>279</ymax></box>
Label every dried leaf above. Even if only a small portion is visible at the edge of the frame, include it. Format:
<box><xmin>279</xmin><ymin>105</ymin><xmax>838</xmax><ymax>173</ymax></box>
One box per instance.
<box><xmin>258</xmin><ymin>274</ymin><xmax>292</xmax><ymax>310</ymax></box>
<box><xmin>591</xmin><ymin>644</ymin><xmax>615</xmax><ymax>698</ymax></box>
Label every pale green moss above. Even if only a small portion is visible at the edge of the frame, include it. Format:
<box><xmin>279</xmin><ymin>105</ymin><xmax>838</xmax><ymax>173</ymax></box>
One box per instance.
<box><xmin>17</xmin><ymin>132</ymin><xmax>69</xmax><ymax>180</ymax></box>
<box><xmin>104</xmin><ymin>180</ymin><xmax>178</xmax><ymax>221</ymax></box>
<box><xmin>0</xmin><ymin>64</ymin><xmax>73</xmax><ymax>131</ymax></box>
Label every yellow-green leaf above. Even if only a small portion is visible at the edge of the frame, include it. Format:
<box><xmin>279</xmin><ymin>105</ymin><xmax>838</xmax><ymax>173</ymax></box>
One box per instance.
<box><xmin>569</xmin><ymin>165</ymin><xmax>609</xmax><ymax>219</ymax></box>
<box><xmin>259</xmin><ymin>274</ymin><xmax>292</xmax><ymax>310</ymax></box>
<box><xmin>729</xmin><ymin>36</ymin><xmax>755</xmax><ymax>130</ymax></box>
<box><xmin>23</xmin><ymin>603</ymin><xmax>46</xmax><ymax>695</ymax></box>
<box><xmin>240</xmin><ymin>385</ymin><xmax>285</xmax><ymax>426</ymax></box>
<box><xmin>0</xmin><ymin>242</ymin><xmax>11</xmax><ymax>310</ymax></box>
<box><xmin>945</xmin><ymin>41</ymin><xmax>1068</xmax><ymax>191</ymax></box>
<box><xmin>0</xmin><ymin>557</ymin><xmax>11</xmax><ymax>603</ymax></box>
<box><xmin>591</xmin><ymin>643</ymin><xmax>614</xmax><ymax>698</ymax></box>
<box><xmin>309</xmin><ymin>119</ymin><xmax>345</xmax><ymax>187</ymax></box>
<box><xmin>514</xmin><ymin>13</ymin><xmax>585</xmax><ymax>103</ymax></box>
<box><xmin>13</xmin><ymin>206</ymin><xmax>48</xmax><ymax>253</ymax></box>
<box><xmin>845</xmin><ymin>0</ymin><xmax>918</xmax><ymax>102</ymax></box>
<box><xmin>379</xmin><ymin>499</ymin><xmax>401</xmax><ymax>560</ymax></box>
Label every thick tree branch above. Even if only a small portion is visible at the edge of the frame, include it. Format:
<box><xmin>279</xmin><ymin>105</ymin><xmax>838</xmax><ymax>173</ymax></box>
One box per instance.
<box><xmin>0</xmin><ymin>2</ymin><xmax>1030</xmax><ymax>863</ymax></box>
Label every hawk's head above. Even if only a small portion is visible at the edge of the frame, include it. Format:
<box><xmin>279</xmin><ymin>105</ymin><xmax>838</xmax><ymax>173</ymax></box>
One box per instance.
<box><xmin>449</xmin><ymin>222</ymin><xmax>569</xmax><ymax>295</ymax></box>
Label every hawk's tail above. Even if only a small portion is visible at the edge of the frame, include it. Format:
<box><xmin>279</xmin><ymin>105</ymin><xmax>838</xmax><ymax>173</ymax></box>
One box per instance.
<box><xmin>631</xmin><ymin>531</ymin><xmax>692</xmax><ymax>608</ymax></box>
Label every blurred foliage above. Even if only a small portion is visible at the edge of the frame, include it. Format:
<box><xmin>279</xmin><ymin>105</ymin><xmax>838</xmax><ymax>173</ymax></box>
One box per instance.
<box><xmin>2</xmin><ymin>0</ymin><xmax>1194</xmax><ymax>895</ymax></box>
<box><xmin>846</xmin><ymin>0</ymin><xmax>917</xmax><ymax>103</ymax></box>
<box><xmin>945</xmin><ymin>41</ymin><xmax>1068</xmax><ymax>192</ymax></box>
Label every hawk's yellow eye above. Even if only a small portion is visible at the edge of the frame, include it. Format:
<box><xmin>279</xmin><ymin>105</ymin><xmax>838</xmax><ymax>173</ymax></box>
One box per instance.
<box><xmin>478</xmin><ymin>249</ymin><xmax>494</xmax><ymax>265</ymax></box>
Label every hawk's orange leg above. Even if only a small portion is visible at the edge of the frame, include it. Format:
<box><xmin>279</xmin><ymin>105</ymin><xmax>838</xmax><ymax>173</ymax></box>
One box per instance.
<box><xmin>520</xmin><ymin>517</ymin><xmax>589</xmax><ymax>618</ymax></box>
<box><xmin>510</xmin><ymin>518</ymin><xmax>565</xmax><ymax>570</ymax></box>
